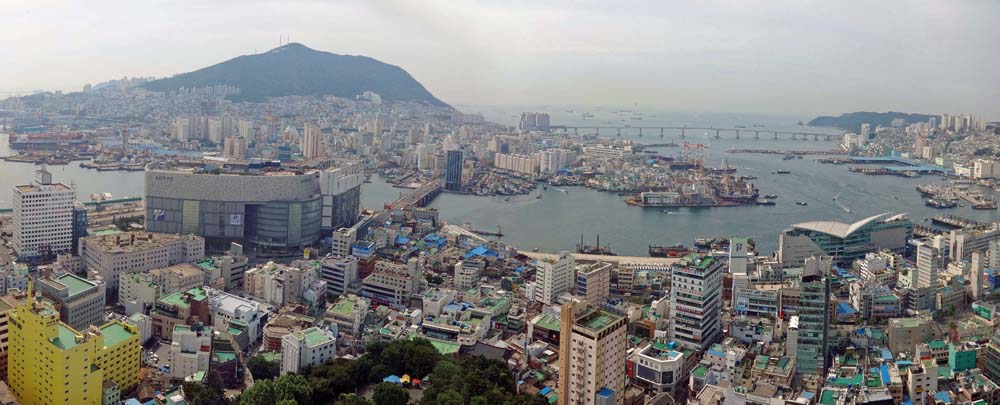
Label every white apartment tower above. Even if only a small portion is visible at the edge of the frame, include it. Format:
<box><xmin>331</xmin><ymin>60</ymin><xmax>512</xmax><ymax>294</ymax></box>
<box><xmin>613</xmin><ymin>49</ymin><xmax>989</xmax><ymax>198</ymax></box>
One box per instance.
<box><xmin>915</xmin><ymin>241</ymin><xmax>941</xmax><ymax>289</ymax></box>
<box><xmin>303</xmin><ymin>123</ymin><xmax>321</xmax><ymax>159</ymax></box>
<box><xmin>534</xmin><ymin>251</ymin><xmax>575</xmax><ymax>305</ymax></box>
<box><xmin>12</xmin><ymin>168</ymin><xmax>75</xmax><ymax>259</ymax></box>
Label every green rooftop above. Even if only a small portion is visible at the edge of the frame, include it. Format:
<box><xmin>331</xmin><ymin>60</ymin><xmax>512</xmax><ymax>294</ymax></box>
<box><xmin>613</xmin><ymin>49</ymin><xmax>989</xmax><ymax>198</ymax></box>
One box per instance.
<box><xmin>328</xmin><ymin>298</ymin><xmax>356</xmax><ymax>316</ymax></box>
<box><xmin>578</xmin><ymin>308</ymin><xmax>623</xmax><ymax>332</ymax></box>
<box><xmin>213</xmin><ymin>351</ymin><xmax>237</xmax><ymax>362</ymax></box>
<box><xmin>427</xmin><ymin>339</ymin><xmax>460</xmax><ymax>355</ymax></box>
<box><xmin>91</xmin><ymin>228</ymin><xmax>123</xmax><ymax>236</ymax></box>
<box><xmin>929</xmin><ymin>340</ymin><xmax>947</xmax><ymax>350</ymax></box>
<box><xmin>259</xmin><ymin>352</ymin><xmax>282</xmax><ymax>362</ymax></box>
<box><xmin>58</xmin><ymin>274</ymin><xmax>96</xmax><ymax>296</ymax></box>
<box><xmin>100</xmin><ymin>322</ymin><xmax>135</xmax><ymax>348</ymax></box>
<box><xmin>820</xmin><ymin>390</ymin><xmax>841</xmax><ymax>405</ymax></box>
<box><xmin>692</xmin><ymin>365</ymin><xmax>708</xmax><ymax>379</ymax></box>
<box><xmin>303</xmin><ymin>328</ymin><xmax>333</xmax><ymax>346</ymax></box>
<box><xmin>160</xmin><ymin>287</ymin><xmax>207</xmax><ymax>308</ymax></box>
<box><xmin>52</xmin><ymin>324</ymin><xmax>81</xmax><ymax>350</ymax></box>
<box><xmin>535</xmin><ymin>313</ymin><xmax>560</xmax><ymax>331</ymax></box>
<box><xmin>195</xmin><ymin>259</ymin><xmax>218</xmax><ymax>270</ymax></box>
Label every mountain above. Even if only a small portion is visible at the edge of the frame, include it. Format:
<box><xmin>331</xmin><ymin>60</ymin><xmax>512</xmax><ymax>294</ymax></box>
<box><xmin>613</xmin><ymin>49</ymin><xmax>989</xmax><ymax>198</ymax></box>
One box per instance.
<box><xmin>807</xmin><ymin>111</ymin><xmax>936</xmax><ymax>132</ymax></box>
<box><xmin>142</xmin><ymin>43</ymin><xmax>448</xmax><ymax>107</ymax></box>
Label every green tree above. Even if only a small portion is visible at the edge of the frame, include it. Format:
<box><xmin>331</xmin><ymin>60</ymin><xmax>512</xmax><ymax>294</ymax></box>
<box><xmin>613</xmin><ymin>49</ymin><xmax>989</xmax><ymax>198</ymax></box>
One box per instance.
<box><xmin>372</xmin><ymin>383</ymin><xmax>410</xmax><ymax>405</ymax></box>
<box><xmin>248</xmin><ymin>354</ymin><xmax>281</xmax><ymax>381</ymax></box>
<box><xmin>435</xmin><ymin>389</ymin><xmax>463</xmax><ymax>405</ymax></box>
<box><xmin>184</xmin><ymin>371</ymin><xmax>229</xmax><ymax>405</ymax></box>
<box><xmin>240</xmin><ymin>380</ymin><xmax>277</xmax><ymax>405</ymax></box>
<box><xmin>338</xmin><ymin>393</ymin><xmax>374</xmax><ymax>405</ymax></box>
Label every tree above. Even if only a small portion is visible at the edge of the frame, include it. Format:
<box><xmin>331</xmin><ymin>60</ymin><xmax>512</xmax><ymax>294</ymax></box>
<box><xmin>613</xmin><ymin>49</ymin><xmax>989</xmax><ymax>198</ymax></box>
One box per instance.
<box><xmin>372</xmin><ymin>383</ymin><xmax>410</xmax><ymax>405</ymax></box>
<box><xmin>248</xmin><ymin>354</ymin><xmax>281</xmax><ymax>381</ymax></box>
<box><xmin>241</xmin><ymin>374</ymin><xmax>312</xmax><ymax>405</ymax></box>
<box><xmin>184</xmin><ymin>371</ymin><xmax>229</xmax><ymax>405</ymax></box>
<box><xmin>435</xmin><ymin>389</ymin><xmax>463</xmax><ymax>405</ymax></box>
<box><xmin>338</xmin><ymin>393</ymin><xmax>374</xmax><ymax>405</ymax></box>
<box><xmin>240</xmin><ymin>380</ymin><xmax>277</xmax><ymax>405</ymax></box>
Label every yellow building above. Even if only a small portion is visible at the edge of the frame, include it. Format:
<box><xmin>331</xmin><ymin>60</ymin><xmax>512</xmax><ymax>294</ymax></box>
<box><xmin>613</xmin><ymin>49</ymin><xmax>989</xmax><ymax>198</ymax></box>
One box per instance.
<box><xmin>8</xmin><ymin>285</ymin><xmax>140</xmax><ymax>405</ymax></box>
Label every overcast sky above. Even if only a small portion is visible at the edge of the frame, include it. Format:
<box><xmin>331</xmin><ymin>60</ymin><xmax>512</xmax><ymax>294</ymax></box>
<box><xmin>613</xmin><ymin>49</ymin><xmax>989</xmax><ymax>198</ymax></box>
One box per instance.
<box><xmin>2</xmin><ymin>0</ymin><xmax>998</xmax><ymax>118</ymax></box>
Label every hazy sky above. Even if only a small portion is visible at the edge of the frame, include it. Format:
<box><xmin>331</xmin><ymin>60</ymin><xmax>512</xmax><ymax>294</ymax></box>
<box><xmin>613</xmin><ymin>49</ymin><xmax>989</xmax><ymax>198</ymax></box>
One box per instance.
<box><xmin>2</xmin><ymin>0</ymin><xmax>998</xmax><ymax>118</ymax></box>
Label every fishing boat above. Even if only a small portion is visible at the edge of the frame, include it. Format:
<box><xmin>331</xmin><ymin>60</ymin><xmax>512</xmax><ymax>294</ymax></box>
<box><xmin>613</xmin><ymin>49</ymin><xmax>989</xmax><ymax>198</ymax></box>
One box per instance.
<box><xmin>648</xmin><ymin>244</ymin><xmax>691</xmax><ymax>258</ymax></box>
<box><xmin>795</xmin><ymin>201</ymin><xmax>808</xmax><ymax>206</ymax></box>
<box><xmin>776</xmin><ymin>170</ymin><xmax>791</xmax><ymax>174</ymax></box>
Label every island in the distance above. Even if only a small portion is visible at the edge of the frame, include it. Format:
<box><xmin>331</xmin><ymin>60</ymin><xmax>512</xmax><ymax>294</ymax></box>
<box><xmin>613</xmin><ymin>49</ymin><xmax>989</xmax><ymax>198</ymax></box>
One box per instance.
<box><xmin>808</xmin><ymin>111</ymin><xmax>937</xmax><ymax>131</ymax></box>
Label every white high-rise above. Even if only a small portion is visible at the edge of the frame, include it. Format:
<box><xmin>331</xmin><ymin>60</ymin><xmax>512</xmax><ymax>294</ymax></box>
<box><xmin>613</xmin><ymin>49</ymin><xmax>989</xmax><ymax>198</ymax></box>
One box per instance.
<box><xmin>534</xmin><ymin>251</ymin><xmax>575</xmax><ymax>305</ymax></box>
<box><xmin>915</xmin><ymin>241</ymin><xmax>941</xmax><ymax>289</ymax></box>
<box><xmin>12</xmin><ymin>168</ymin><xmax>74</xmax><ymax>259</ymax></box>
<box><xmin>303</xmin><ymin>123</ymin><xmax>321</xmax><ymax>159</ymax></box>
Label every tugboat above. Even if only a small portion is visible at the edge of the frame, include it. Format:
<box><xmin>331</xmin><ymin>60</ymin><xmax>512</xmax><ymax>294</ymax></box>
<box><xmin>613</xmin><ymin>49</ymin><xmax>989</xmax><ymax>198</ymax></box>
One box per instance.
<box><xmin>763</xmin><ymin>194</ymin><xmax>778</xmax><ymax>199</ymax></box>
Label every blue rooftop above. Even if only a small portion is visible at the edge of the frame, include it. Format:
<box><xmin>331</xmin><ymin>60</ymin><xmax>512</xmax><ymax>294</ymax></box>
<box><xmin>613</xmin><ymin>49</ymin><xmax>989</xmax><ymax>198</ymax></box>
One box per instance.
<box><xmin>881</xmin><ymin>349</ymin><xmax>893</xmax><ymax>361</ymax></box>
<box><xmin>935</xmin><ymin>391</ymin><xmax>951</xmax><ymax>403</ymax></box>
<box><xmin>881</xmin><ymin>363</ymin><xmax>891</xmax><ymax>384</ymax></box>
<box><xmin>837</xmin><ymin>303</ymin><xmax>856</xmax><ymax>315</ymax></box>
<box><xmin>597</xmin><ymin>387</ymin><xmax>615</xmax><ymax>398</ymax></box>
<box><xmin>540</xmin><ymin>387</ymin><xmax>553</xmax><ymax>395</ymax></box>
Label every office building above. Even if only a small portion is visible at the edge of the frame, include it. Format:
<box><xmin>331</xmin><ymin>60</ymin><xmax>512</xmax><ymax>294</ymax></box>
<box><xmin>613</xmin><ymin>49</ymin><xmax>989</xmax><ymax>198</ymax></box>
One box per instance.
<box><xmin>80</xmin><ymin>231</ymin><xmax>205</xmax><ymax>298</ymax></box>
<box><xmin>208</xmin><ymin>288</ymin><xmax>264</xmax><ymax>345</ymax></box>
<box><xmin>12</xmin><ymin>168</ymin><xmax>75</xmax><ymax>259</ymax></box>
<box><xmin>576</xmin><ymin>262</ymin><xmax>612</xmax><ymax>306</ymax></box>
<box><xmin>325</xmin><ymin>294</ymin><xmax>369</xmax><ymax>338</ymax></box>
<box><xmin>795</xmin><ymin>256</ymin><xmax>832</xmax><ymax>375</ymax></box>
<box><xmin>669</xmin><ymin>254</ymin><xmax>723</xmax><ymax>351</ymax></box>
<box><xmin>331</xmin><ymin>228</ymin><xmax>357</xmax><ymax>257</ymax></box>
<box><xmin>361</xmin><ymin>260</ymin><xmax>421</xmax><ymax>308</ymax></box>
<box><xmin>778</xmin><ymin>213</ymin><xmax>912</xmax><ymax>267</ymax></box>
<box><xmin>8</xmin><ymin>291</ymin><xmax>140</xmax><ymax>405</ymax></box>
<box><xmin>444</xmin><ymin>149</ymin><xmax>463</xmax><ymax>191</ymax></box>
<box><xmin>454</xmin><ymin>259</ymin><xmax>485</xmax><ymax>290</ymax></box>
<box><xmin>170</xmin><ymin>323</ymin><xmax>212</xmax><ymax>379</ymax></box>
<box><xmin>321</xmin><ymin>255</ymin><xmax>359</xmax><ymax>297</ymax></box>
<box><xmin>72</xmin><ymin>202</ymin><xmax>88</xmax><ymax>254</ymax></box>
<box><xmin>729</xmin><ymin>237</ymin><xmax>749</xmax><ymax>273</ymax></box>
<box><xmin>243</xmin><ymin>262</ymin><xmax>320</xmax><ymax>306</ymax></box>
<box><xmin>36</xmin><ymin>273</ymin><xmax>106</xmax><ymax>331</ymax></box>
<box><xmin>281</xmin><ymin>327</ymin><xmax>337</xmax><ymax>375</ymax></box>
<box><xmin>534</xmin><ymin>252</ymin><xmax>575</xmax><ymax>305</ymax></box>
<box><xmin>302</xmin><ymin>123</ymin><xmax>321</xmax><ymax>159</ymax></box>
<box><xmin>557</xmin><ymin>302</ymin><xmax>627</xmax><ymax>405</ymax></box>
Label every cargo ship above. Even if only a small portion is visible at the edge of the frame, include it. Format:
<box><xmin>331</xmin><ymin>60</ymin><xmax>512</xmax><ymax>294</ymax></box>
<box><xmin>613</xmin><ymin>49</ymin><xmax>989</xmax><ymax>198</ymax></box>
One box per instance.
<box><xmin>648</xmin><ymin>244</ymin><xmax>691</xmax><ymax>258</ymax></box>
<box><xmin>8</xmin><ymin>132</ymin><xmax>89</xmax><ymax>150</ymax></box>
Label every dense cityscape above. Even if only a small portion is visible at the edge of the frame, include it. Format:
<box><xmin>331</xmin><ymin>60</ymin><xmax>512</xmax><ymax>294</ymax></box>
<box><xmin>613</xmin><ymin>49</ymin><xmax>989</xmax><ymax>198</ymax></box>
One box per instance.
<box><xmin>2</xmin><ymin>3</ymin><xmax>1000</xmax><ymax>405</ymax></box>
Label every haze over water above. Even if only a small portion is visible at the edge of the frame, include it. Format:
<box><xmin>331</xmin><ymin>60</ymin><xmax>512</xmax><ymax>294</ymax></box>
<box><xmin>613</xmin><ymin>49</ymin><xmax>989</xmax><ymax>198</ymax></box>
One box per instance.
<box><xmin>5</xmin><ymin>108</ymin><xmax>999</xmax><ymax>256</ymax></box>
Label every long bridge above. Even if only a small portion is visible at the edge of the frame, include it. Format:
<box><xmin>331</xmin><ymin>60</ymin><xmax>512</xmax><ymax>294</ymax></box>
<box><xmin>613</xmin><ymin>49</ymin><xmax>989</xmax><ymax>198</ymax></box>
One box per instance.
<box><xmin>551</xmin><ymin>125</ymin><xmax>840</xmax><ymax>141</ymax></box>
<box><xmin>389</xmin><ymin>179</ymin><xmax>443</xmax><ymax>209</ymax></box>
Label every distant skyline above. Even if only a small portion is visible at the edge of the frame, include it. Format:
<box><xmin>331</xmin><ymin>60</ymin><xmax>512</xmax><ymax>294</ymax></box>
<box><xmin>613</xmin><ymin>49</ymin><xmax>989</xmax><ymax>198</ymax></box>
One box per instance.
<box><xmin>2</xmin><ymin>0</ymin><xmax>999</xmax><ymax>118</ymax></box>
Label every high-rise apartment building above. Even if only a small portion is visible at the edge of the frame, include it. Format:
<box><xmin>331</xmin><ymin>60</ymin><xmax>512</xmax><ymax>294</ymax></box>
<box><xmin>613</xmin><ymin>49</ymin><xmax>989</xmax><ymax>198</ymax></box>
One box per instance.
<box><xmin>558</xmin><ymin>302</ymin><xmax>627</xmax><ymax>405</ymax></box>
<box><xmin>12</xmin><ymin>168</ymin><xmax>75</xmax><ymax>259</ymax></box>
<box><xmin>971</xmin><ymin>251</ymin><xmax>985</xmax><ymax>301</ymax></box>
<box><xmin>534</xmin><ymin>252</ymin><xmax>575</xmax><ymax>305</ymax></box>
<box><xmin>669</xmin><ymin>254</ymin><xmax>722</xmax><ymax>351</ymax></box>
<box><xmin>796</xmin><ymin>256</ymin><xmax>832</xmax><ymax>375</ymax></box>
<box><xmin>303</xmin><ymin>123</ymin><xmax>321</xmax><ymax>159</ymax></box>
<box><xmin>8</xmin><ymin>289</ymin><xmax>140</xmax><ymax>405</ymax></box>
<box><xmin>915</xmin><ymin>241</ymin><xmax>941</xmax><ymax>289</ymax></box>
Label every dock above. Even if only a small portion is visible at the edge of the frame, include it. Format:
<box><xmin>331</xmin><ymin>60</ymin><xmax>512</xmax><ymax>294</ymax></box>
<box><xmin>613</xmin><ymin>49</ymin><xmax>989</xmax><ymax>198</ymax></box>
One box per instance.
<box><xmin>521</xmin><ymin>250</ymin><xmax>680</xmax><ymax>267</ymax></box>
